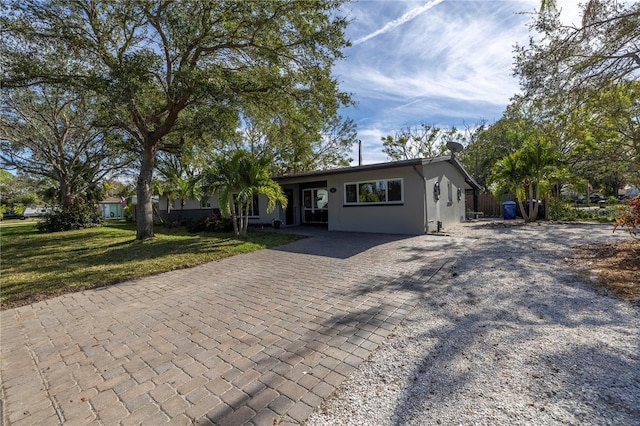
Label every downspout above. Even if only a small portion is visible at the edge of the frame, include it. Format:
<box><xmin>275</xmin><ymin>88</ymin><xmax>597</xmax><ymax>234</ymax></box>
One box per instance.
<box><xmin>473</xmin><ymin>187</ymin><xmax>479</xmax><ymax>214</ymax></box>
<box><xmin>412</xmin><ymin>165</ymin><xmax>429</xmax><ymax>233</ymax></box>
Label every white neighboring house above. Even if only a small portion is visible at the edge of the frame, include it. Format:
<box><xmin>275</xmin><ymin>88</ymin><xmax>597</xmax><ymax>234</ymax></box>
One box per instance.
<box><xmin>158</xmin><ymin>156</ymin><xmax>481</xmax><ymax>235</ymax></box>
<box><xmin>98</xmin><ymin>198</ymin><xmax>125</xmax><ymax>219</ymax></box>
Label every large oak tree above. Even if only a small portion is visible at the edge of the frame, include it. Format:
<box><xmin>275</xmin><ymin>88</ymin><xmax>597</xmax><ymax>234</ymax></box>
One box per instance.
<box><xmin>1</xmin><ymin>0</ymin><xmax>351</xmax><ymax>239</ymax></box>
<box><xmin>1</xmin><ymin>86</ymin><xmax>132</xmax><ymax>207</ymax></box>
<box><xmin>514</xmin><ymin>1</ymin><xmax>640</xmax><ymax>192</ymax></box>
<box><xmin>517</xmin><ymin>1</ymin><xmax>640</xmax><ymax>100</ymax></box>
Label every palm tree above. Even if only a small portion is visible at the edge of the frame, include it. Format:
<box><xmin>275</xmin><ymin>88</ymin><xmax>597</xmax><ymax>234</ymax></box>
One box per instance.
<box><xmin>155</xmin><ymin>154</ymin><xmax>202</xmax><ymax>224</ymax></box>
<box><xmin>202</xmin><ymin>150</ymin><xmax>287</xmax><ymax>237</ymax></box>
<box><xmin>490</xmin><ymin>136</ymin><xmax>562</xmax><ymax>222</ymax></box>
<box><xmin>519</xmin><ymin>136</ymin><xmax>563</xmax><ymax>220</ymax></box>
<box><xmin>491</xmin><ymin>152</ymin><xmax>530</xmax><ymax>221</ymax></box>
<box><xmin>201</xmin><ymin>151</ymin><xmax>244</xmax><ymax>236</ymax></box>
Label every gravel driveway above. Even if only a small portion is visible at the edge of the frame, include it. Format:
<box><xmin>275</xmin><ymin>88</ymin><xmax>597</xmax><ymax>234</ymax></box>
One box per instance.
<box><xmin>307</xmin><ymin>221</ymin><xmax>640</xmax><ymax>425</ymax></box>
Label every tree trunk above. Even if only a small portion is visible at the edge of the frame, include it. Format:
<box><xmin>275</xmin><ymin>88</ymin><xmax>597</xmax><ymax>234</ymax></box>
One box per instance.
<box><xmin>152</xmin><ymin>203</ymin><xmax>165</xmax><ymax>225</ymax></box>
<box><xmin>611</xmin><ymin>180</ymin><xmax>620</xmax><ymax>199</ymax></box>
<box><xmin>239</xmin><ymin>202</ymin><xmax>246</xmax><ymax>238</ymax></box>
<box><xmin>518</xmin><ymin>199</ymin><xmax>530</xmax><ymax>223</ymax></box>
<box><xmin>230</xmin><ymin>196</ymin><xmax>239</xmax><ymax>236</ymax></box>
<box><xmin>241</xmin><ymin>200</ymin><xmax>250</xmax><ymax>238</ymax></box>
<box><xmin>59</xmin><ymin>177</ymin><xmax>75</xmax><ymax>207</ymax></box>
<box><xmin>178</xmin><ymin>197</ymin><xmax>185</xmax><ymax>223</ymax></box>
<box><xmin>136</xmin><ymin>142</ymin><xmax>156</xmax><ymax>240</ymax></box>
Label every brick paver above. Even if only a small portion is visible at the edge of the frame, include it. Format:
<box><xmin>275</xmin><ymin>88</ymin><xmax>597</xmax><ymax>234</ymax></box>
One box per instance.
<box><xmin>1</xmin><ymin>229</ymin><xmax>473</xmax><ymax>425</ymax></box>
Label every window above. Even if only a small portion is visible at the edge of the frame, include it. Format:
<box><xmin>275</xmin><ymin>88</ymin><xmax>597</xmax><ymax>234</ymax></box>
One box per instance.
<box><xmin>344</xmin><ymin>178</ymin><xmax>403</xmax><ymax>205</ymax></box>
<box><xmin>248</xmin><ymin>195</ymin><xmax>259</xmax><ymax>217</ymax></box>
<box><xmin>201</xmin><ymin>197</ymin><xmax>212</xmax><ymax>208</ymax></box>
<box><xmin>234</xmin><ymin>194</ymin><xmax>259</xmax><ymax>217</ymax></box>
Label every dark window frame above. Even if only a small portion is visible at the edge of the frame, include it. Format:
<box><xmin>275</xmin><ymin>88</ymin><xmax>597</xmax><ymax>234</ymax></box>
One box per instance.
<box><xmin>344</xmin><ymin>178</ymin><xmax>404</xmax><ymax>205</ymax></box>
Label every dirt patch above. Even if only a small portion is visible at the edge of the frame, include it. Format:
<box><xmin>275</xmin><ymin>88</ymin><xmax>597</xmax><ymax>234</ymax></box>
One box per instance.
<box><xmin>570</xmin><ymin>239</ymin><xmax>640</xmax><ymax>305</ymax></box>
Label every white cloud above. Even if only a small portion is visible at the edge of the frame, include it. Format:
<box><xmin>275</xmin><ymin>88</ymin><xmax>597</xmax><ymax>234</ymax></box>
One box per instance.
<box><xmin>353</xmin><ymin>0</ymin><xmax>445</xmax><ymax>45</ymax></box>
<box><xmin>339</xmin><ymin>2</ymin><xmax>530</xmax><ymax>106</ymax></box>
<box><xmin>337</xmin><ymin>1</ymin><xmax>551</xmax><ymax>165</ymax></box>
<box><xmin>555</xmin><ymin>0</ymin><xmax>584</xmax><ymax>26</ymax></box>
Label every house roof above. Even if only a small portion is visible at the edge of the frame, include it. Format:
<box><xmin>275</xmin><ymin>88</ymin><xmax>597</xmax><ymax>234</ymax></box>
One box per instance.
<box><xmin>99</xmin><ymin>197</ymin><xmax>123</xmax><ymax>204</ymax></box>
<box><xmin>275</xmin><ymin>156</ymin><xmax>481</xmax><ymax>190</ymax></box>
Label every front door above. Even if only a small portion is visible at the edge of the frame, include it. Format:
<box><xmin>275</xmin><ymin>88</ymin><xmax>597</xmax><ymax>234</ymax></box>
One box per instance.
<box><xmin>302</xmin><ymin>188</ymin><xmax>328</xmax><ymax>224</ymax></box>
<box><xmin>284</xmin><ymin>189</ymin><xmax>294</xmax><ymax>225</ymax></box>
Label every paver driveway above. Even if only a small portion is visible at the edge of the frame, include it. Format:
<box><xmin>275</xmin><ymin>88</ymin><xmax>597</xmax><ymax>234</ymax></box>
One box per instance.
<box><xmin>1</xmin><ymin>229</ymin><xmax>474</xmax><ymax>425</ymax></box>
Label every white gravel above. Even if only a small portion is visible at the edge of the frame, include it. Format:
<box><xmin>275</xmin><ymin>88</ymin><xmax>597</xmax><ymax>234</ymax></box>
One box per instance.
<box><xmin>306</xmin><ymin>221</ymin><xmax>640</xmax><ymax>426</ymax></box>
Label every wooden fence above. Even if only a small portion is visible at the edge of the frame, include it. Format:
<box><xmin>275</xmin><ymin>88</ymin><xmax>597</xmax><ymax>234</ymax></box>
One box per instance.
<box><xmin>466</xmin><ymin>192</ymin><xmax>515</xmax><ymax>217</ymax></box>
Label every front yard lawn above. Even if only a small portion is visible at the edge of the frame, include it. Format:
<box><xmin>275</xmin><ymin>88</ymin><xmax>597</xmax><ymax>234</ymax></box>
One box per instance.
<box><xmin>1</xmin><ymin>220</ymin><xmax>303</xmax><ymax>309</ymax></box>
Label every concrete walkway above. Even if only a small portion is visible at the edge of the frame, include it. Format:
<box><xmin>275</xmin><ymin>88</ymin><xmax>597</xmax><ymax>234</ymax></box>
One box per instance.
<box><xmin>1</xmin><ymin>229</ymin><xmax>474</xmax><ymax>425</ymax></box>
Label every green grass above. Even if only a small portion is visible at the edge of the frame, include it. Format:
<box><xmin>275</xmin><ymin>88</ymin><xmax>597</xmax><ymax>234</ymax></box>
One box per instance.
<box><xmin>0</xmin><ymin>220</ymin><xmax>303</xmax><ymax>309</ymax></box>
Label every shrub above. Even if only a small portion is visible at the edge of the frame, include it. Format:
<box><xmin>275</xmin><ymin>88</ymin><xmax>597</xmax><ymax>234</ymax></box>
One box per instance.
<box><xmin>548</xmin><ymin>197</ymin><xmax>575</xmax><ymax>221</ymax></box>
<box><xmin>547</xmin><ymin>197</ymin><xmax>617</xmax><ymax>223</ymax></box>
<box><xmin>184</xmin><ymin>218</ymin><xmax>206</xmax><ymax>233</ymax></box>
<box><xmin>606</xmin><ymin>196</ymin><xmax>619</xmax><ymax>205</ymax></box>
<box><xmin>184</xmin><ymin>213</ymin><xmax>234</xmax><ymax>233</ymax></box>
<box><xmin>123</xmin><ymin>204</ymin><xmax>134</xmax><ymax>220</ymax></box>
<box><xmin>206</xmin><ymin>214</ymin><xmax>234</xmax><ymax>232</ymax></box>
<box><xmin>37</xmin><ymin>202</ymin><xmax>102</xmax><ymax>232</ymax></box>
<box><xmin>614</xmin><ymin>195</ymin><xmax>640</xmax><ymax>239</ymax></box>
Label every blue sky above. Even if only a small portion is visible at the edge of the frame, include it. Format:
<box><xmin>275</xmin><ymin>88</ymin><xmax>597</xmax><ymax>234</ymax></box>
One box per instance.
<box><xmin>335</xmin><ymin>0</ymin><xmax>583</xmax><ymax>164</ymax></box>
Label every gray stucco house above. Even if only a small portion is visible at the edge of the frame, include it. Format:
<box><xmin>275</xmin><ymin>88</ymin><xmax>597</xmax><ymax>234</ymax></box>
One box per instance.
<box><xmin>159</xmin><ymin>155</ymin><xmax>480</xmax><ymax>235</ymax></box>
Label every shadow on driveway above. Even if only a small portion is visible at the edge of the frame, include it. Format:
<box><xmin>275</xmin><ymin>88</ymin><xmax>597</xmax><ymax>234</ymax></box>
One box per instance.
<box><xmin>270</xmin><ymin>227</ymin><xmax>415</xmax><ymax>259</ymax></box>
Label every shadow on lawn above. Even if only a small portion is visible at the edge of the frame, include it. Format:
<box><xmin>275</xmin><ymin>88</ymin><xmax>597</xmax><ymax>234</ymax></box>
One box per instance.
<box><xmin>1</xmin><ymin>232</ymin><xmax>244</xmax><ymax>308</ymax></box>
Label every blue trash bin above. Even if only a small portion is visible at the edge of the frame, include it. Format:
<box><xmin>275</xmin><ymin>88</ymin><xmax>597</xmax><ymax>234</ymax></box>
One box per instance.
<box><xmin>503</xmin><ymin>201</ymin><xmax>516</xmax><ymax>220</ymax></box>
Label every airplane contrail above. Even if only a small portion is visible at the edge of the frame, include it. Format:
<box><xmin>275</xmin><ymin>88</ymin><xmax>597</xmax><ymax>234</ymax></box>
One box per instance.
<box><xmin>353</xmin><ymin>0</ymin><xmax>445</xmax><ymax>45</ymax></box>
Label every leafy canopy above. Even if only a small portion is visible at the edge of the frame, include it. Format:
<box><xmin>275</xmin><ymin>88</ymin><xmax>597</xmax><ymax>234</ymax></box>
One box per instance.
<box><xmin>0</xmin><ymin>86</ymin><xmax>133</xmax><ymax>207</ymax></box>
<box><xmin>1</xmin><ymin>0</ymin><xmax>351</xmax><ymax>239</ymax></box>
<box><xmin>516</xmin><ymin>1</ymin><xmax>640</xmax><ymax>101</ymax></box>
<box><xmin>381</xmin><ymin>123</ymin><xmax>465</xmax><ymax>161</ymax></box>
<box><xmin>512</xmin><ymin>1</ymin><xmax>640</xmax><ymax>196</ymax></box>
